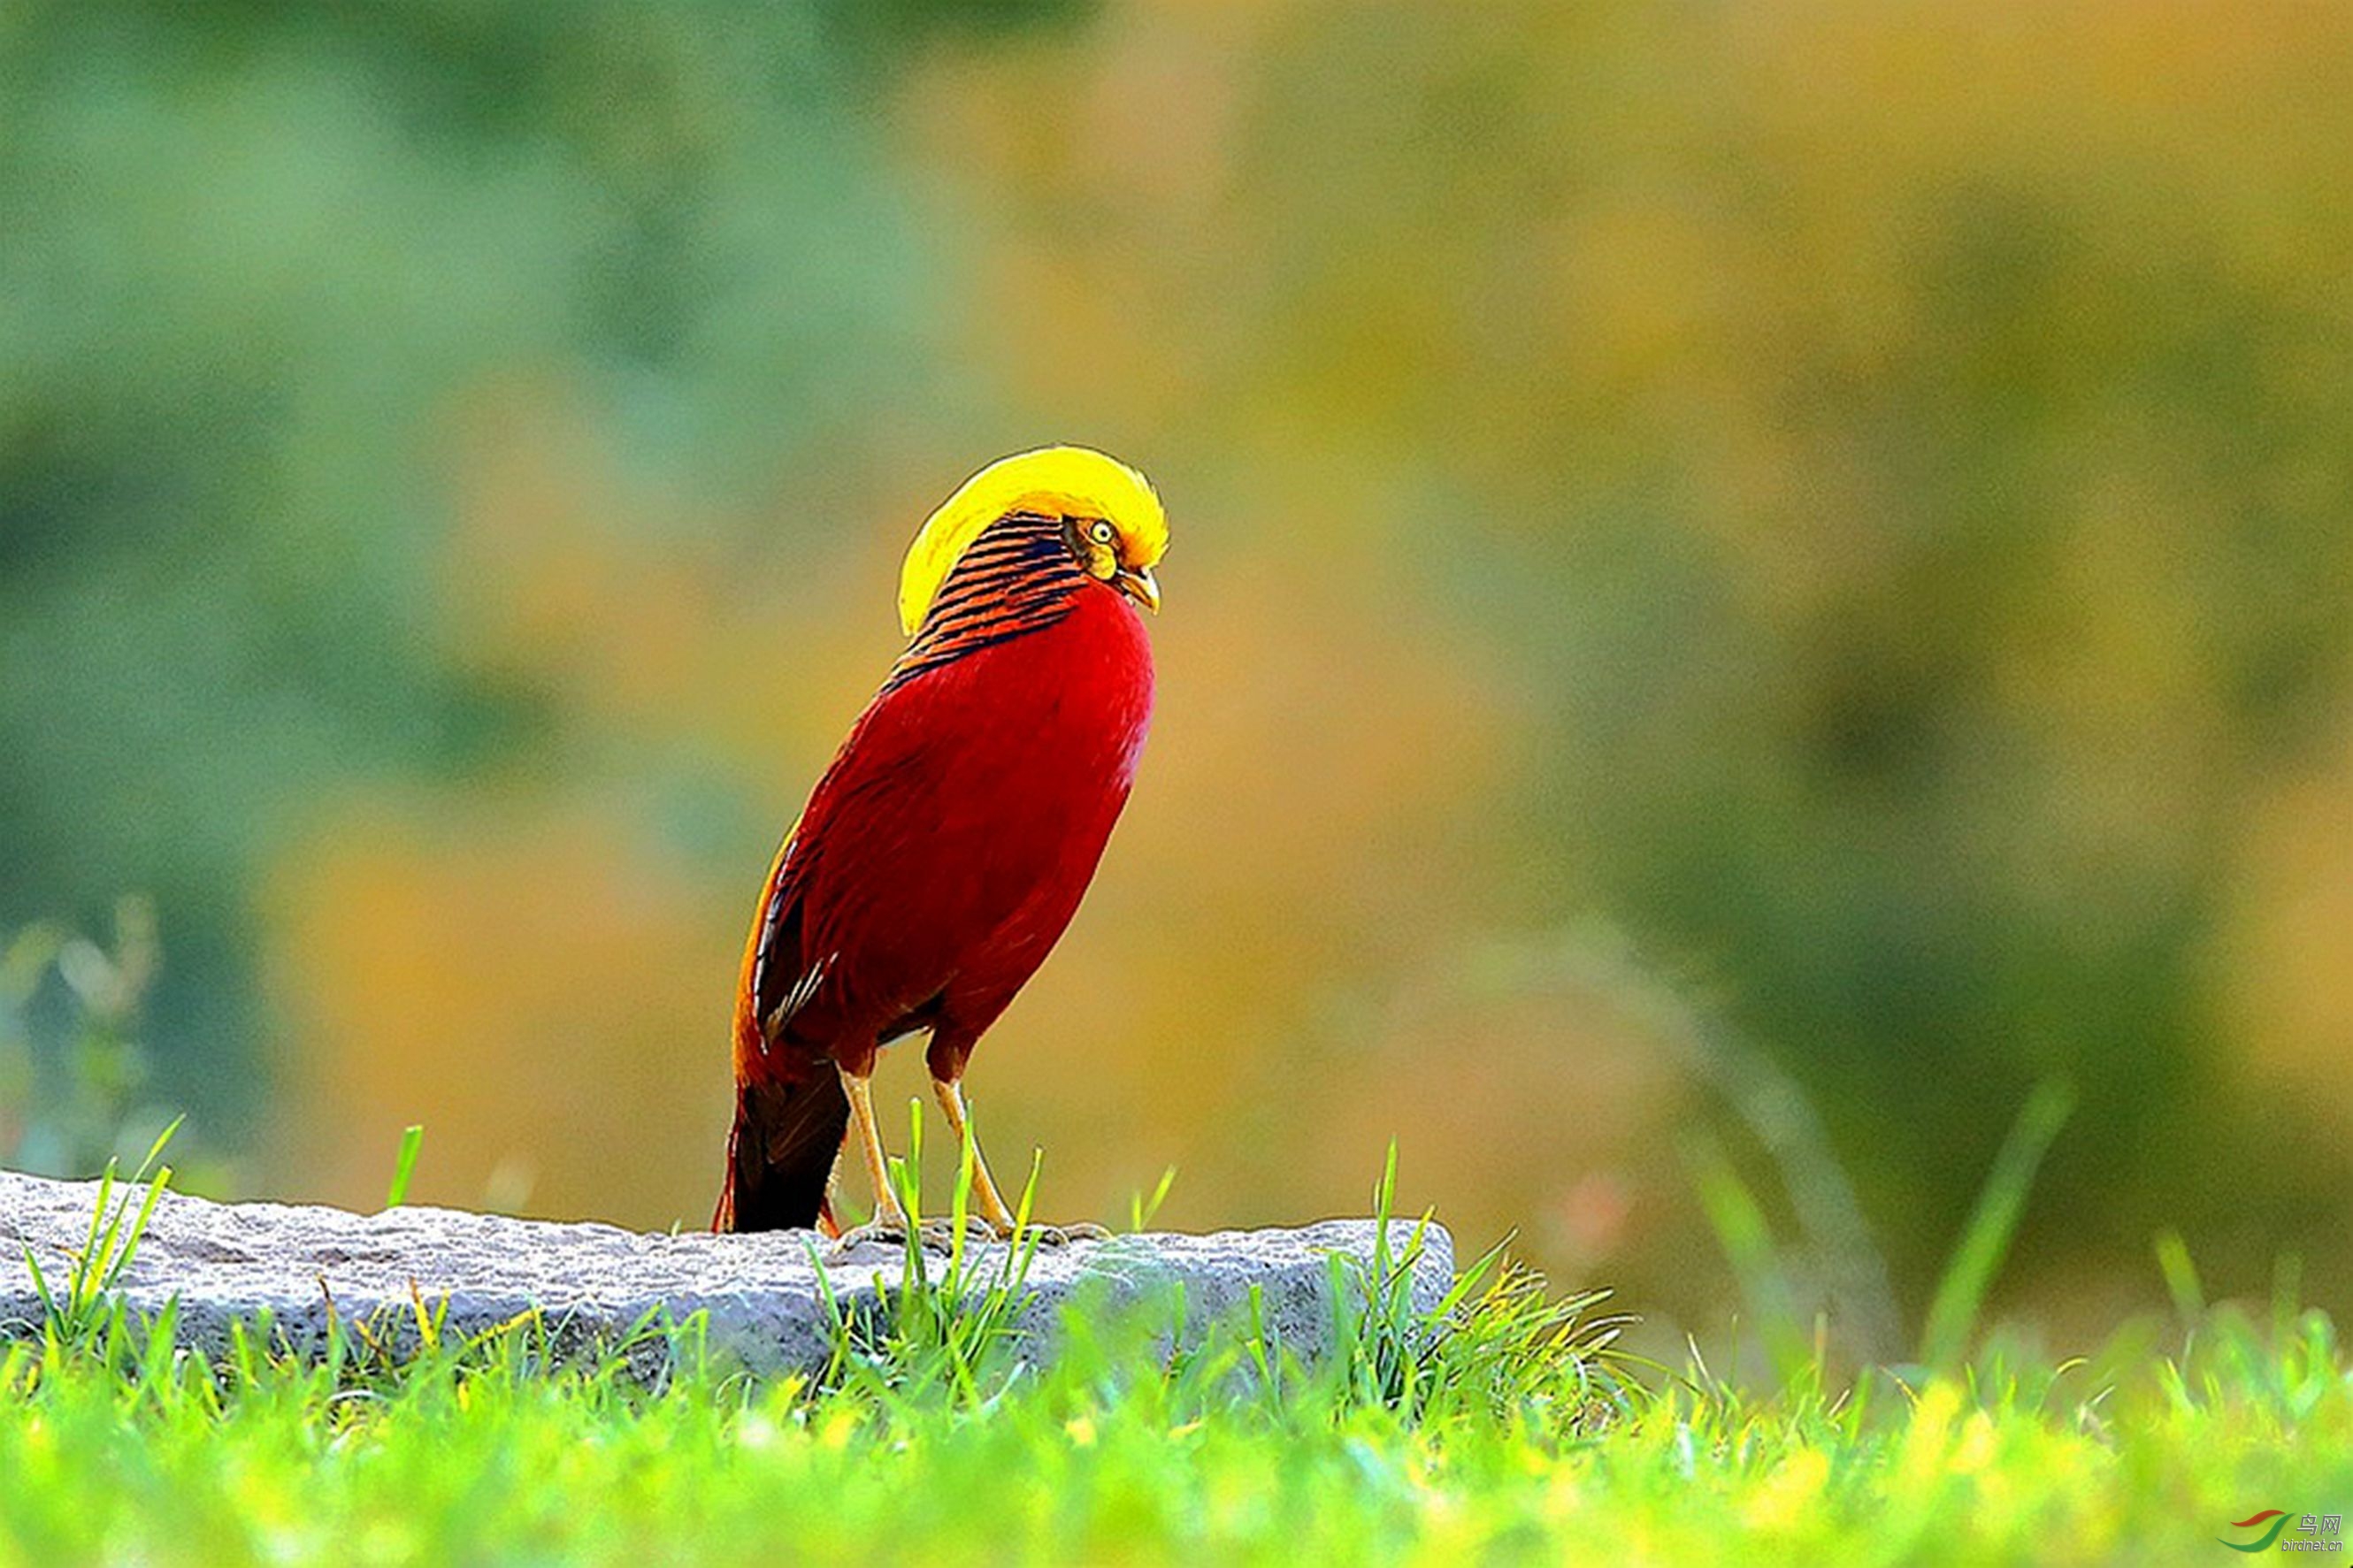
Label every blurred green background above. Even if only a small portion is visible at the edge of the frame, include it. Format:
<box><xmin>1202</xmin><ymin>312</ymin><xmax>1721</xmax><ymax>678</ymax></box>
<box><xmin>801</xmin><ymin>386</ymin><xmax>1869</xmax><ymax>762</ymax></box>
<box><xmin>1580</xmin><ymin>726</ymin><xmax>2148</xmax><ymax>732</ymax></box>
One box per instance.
<box><xmin>4</xmin><ymin>0</ymin><xmax>2349</xmax><ymax>1356</ymax></box>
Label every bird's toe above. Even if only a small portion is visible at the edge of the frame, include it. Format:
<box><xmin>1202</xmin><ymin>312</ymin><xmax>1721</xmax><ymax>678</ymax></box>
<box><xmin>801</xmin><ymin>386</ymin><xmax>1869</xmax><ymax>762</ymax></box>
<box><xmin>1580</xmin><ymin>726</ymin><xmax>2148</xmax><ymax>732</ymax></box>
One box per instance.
<box><xmin>915</xmin><ymin>1216</ymin><xmax>1000</xmax><ymax>1251</ymax></box>
<box><xmin>826</xmin><ymin>1218</ymin><xmax>913</xmax><ymax>1260</ymax></box>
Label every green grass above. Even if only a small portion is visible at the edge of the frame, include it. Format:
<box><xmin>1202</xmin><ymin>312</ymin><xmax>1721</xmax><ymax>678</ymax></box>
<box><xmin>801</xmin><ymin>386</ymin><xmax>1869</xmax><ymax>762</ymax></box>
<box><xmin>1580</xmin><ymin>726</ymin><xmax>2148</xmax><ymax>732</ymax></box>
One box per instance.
<box><xmin>0</xmin><ymin>1288</ymin><xmax>2343</xmax><ymax>1564</ymax></box>
<box><xmin>13</xmin><ymin>914</ymin><xmax>2326</xmax><ymax>1560</ymax></box>
<box><xmin>2</xmin><ymin>1152</ymin><xmax>2345</xmax><ymax>1565</ymax></box>
<box><xmin>382</xmin><ymin>1125</ymin><xmax>425</xmax><ymax>1210</ymax></box>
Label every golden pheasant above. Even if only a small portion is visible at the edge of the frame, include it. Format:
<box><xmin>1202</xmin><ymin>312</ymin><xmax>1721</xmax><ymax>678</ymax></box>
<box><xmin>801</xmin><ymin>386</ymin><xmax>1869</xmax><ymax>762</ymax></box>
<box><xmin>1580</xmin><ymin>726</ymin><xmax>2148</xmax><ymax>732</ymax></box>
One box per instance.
<box><xmin>716</xmin><ymin>447</ymin><xmax>1166</xmax><ymax>1243</ymax></box>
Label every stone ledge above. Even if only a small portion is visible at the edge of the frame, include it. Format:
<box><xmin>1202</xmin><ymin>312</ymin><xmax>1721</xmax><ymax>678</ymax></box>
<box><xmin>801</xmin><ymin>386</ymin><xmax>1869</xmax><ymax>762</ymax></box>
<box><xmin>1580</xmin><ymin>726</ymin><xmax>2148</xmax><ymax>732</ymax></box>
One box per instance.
<box><xmin>0</xmin><ymin>1170</ymin><xmax>1453</xmax><ymax>1375</ymax></box>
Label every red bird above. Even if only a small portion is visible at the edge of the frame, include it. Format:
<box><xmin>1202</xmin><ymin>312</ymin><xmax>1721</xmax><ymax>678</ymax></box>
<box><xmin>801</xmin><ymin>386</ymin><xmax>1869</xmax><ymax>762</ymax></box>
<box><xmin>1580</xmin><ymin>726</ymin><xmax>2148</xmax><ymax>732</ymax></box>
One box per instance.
<box><xmin>716</xmin><ymin>447</ymin><xmax>1167</xmax><ymax>1241</ymax></box>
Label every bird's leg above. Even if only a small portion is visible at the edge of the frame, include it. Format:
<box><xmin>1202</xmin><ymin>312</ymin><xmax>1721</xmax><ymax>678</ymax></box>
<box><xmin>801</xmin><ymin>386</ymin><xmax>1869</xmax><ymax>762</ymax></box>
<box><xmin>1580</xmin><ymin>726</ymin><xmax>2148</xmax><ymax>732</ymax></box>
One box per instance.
<box><xmin>930</xmin><ymin>1076</ymin><xmax>1019</xmax><ymax>1236</ymax></box>
<box><xmin>828</xmin><ymin>1066</ymin><xmax>912</xmax><ymax>1251</ymax></box>
<box><xmin>929</xmin><ymin>1075</ymin><xmax>1109</xmax><ymax>1247</ymax></box>
<box><xmin>827</xmin><ymin>1067</ymin><xmax>992</xmax><ymax>1257</ymax></box>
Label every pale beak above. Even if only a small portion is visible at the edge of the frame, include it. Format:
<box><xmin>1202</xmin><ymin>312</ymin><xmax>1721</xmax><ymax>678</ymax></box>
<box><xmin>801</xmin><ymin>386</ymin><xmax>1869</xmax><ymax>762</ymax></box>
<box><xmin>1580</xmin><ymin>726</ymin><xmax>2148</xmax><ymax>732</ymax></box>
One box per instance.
<box><xmin>1115</xmin><ymin>565</ymin><xmax>1161</xmax><ymax>614</ymax></box>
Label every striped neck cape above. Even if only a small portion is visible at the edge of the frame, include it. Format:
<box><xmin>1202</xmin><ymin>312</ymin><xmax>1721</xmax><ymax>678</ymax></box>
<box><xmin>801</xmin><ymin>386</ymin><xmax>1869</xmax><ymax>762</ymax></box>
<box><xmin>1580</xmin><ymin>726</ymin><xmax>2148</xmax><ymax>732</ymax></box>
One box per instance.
<box><xmin>884</xmin><ymin>510</ymin><xmax>1090</xmax><ymax>692</ymax></box>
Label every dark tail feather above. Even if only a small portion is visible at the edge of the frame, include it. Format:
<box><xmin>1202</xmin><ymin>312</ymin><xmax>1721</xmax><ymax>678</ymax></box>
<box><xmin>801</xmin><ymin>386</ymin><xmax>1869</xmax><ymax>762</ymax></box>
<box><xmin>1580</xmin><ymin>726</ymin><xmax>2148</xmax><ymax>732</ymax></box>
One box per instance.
<box><xmin>716</xmin><ymin>1073</ymin><xmax>849</xmax><ymax>1233</ymax></box>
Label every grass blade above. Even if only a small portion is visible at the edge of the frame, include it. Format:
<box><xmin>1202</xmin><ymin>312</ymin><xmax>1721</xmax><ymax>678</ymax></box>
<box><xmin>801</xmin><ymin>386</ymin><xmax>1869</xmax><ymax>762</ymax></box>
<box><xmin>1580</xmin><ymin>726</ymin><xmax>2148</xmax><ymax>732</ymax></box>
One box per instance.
<box><xmin>1682</xmin><ymin>1130</ymin><xmax>1810</xmax><ymax>1381</ymax></box>
<box><xmin>386</xmin><ymin>1125</ymin><xmax>425</xmax><ymax>1208</ymax></box>
<box><xmin>1919</xmin><ymin>1079</ymin><xmax>2073</xmax><ymax>1368</ymax></box>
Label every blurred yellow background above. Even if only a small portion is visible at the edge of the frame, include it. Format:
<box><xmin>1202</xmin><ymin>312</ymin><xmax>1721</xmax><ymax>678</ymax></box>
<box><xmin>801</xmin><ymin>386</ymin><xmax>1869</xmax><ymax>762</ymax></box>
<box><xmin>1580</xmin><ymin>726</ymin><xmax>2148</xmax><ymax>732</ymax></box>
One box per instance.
<box><xmin>4</xmin><ymin>0</ymin><xmax>2349</xmax><ymax>1353</ymax></box>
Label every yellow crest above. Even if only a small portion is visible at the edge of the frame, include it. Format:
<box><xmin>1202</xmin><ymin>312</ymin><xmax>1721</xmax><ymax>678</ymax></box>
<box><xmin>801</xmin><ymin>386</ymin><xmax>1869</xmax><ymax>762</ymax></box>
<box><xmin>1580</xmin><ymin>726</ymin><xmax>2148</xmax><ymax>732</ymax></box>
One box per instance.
<box><xmin>898</xmin><ymin>447</ymin><xmax>1168</xmax><ymax>636</ymax></box>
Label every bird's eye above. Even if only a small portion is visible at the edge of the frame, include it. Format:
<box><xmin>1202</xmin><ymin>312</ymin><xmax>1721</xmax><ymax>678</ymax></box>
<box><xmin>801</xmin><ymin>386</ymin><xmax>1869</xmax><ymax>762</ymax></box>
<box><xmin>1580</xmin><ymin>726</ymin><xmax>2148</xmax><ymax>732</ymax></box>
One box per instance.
<box><xmin>1089</xmin><ymin>521</ymin><xmax>1115</xmax><ymax>546</ymax></box>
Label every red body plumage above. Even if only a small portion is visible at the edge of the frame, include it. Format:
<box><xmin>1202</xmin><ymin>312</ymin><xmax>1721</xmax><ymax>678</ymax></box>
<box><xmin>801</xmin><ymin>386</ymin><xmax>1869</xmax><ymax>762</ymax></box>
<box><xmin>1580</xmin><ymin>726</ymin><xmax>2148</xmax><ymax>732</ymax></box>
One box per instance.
<box><xmin>717</xmin><ymin>515</ymin><xmax>1155</xmax><ymax>1233</ymax></box>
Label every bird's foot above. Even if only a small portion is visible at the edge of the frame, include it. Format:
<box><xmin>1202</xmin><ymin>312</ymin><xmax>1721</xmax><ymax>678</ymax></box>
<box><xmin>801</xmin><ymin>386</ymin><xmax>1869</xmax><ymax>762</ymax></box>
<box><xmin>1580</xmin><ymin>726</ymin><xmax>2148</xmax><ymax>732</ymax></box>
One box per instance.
<box><xmin>824</xmin><ymin>1218</ymin><xmax>905</xmax><ymax>1261</ymax></box>
<box><xmin>919</xmin><ymin>1215</ymin><xmax>1006</xmax><ymax>1251</ymax></box>
<box><xmin>826</xmin><ymin>1213</ymin><xmax>998</xmax><ymax>1261</ymax></box>
<box><xmin>1008</xmin><ymin>1220</ymin><xmax>1112</xmax><ymax>1247</ymax></box>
